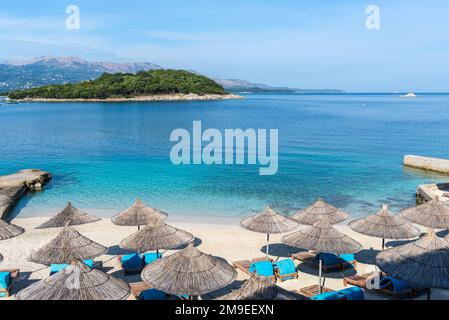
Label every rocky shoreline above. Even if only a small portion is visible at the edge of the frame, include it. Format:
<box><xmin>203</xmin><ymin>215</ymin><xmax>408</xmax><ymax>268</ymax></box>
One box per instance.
<box><xmin>16</xmin><ymin>93</ymin><xmax>243</xmax><ymax>103</ymax></box>
<box><xmin>0</xmin><ymin>169</ymin><xmax>51</xmax><ymax>219</ymax></box>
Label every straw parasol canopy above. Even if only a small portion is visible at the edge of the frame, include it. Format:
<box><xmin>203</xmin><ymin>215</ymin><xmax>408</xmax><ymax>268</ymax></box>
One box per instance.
<box><xmin>349</xmin><ymin>204</ymin><xmax>420</xmax><ymax>250</ymax></box>
<box><xmin>219</xmin><ymin>275</ymin><xmax>278</xmax><ymax>300</ymax></box>
<box><xmin>36</xmin><ymin>202</ymin><xmax>100</xmax><ymax>229</ymax></box>
<box><xmin>400</xmin><ymin>199</ymin><xmax>449</xmax><ymax>229</ymax></box>
<box><xmin>141</xmin><ymin>246</ymin><xmax>237</xmax><ymax>297</ymax></box>
<box><xmin>0</xmin><ymin>218</ymin><xmax>24</xmax><ymax>240</ymax></box>
<box><xmin>282</xmin><ymin>218</ymin><xmax>361</xmax><ymax>294</ymax></box>
<box><xmin>112</xmin><ymin>198</ymin><xmax>168</xmax><ymax>229</ymax></box>
<box><xmin>282</xmin><ymin>218</ymin><xmax>362</xmax><ymax>254</ymax></box>
<box><xmin>120</xmin><ymin>216</ymin><xmax>193</xmax><ymax>253</ymax></box>
<box><xmin>293</xmin><ymin>198</ymin><xmax>350</xmax><ymax>225</ymax></box>
<box><xmin>29</xmin><ymin>225</ymin><xmax>107</xmax><ymax>266</ymax></box>
<box><xmin>16</xmin><ymin>260</ymin><xmax>130</xmax><ymax>300</ymax></box>
<box><xmin>240</xmin><ymin>206</ymin><xmax>299</xmax><ymax>256</ymax></box>
<box><xmin>376</xmin><ymin>230</ymin><xmax>449</xmax><ymax>297</ymax></box>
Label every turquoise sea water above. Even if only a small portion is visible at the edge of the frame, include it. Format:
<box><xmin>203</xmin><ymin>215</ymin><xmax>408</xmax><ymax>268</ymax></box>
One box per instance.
<box><xmin>1</xmin><ymin>93</ymin><xmax>449</xmax><ymax>219</ymax></box>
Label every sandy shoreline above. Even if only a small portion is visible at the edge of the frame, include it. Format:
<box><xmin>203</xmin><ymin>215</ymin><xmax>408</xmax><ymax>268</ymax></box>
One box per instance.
<box><xmin>1</xmin><ymin>214</ymin><xmax>448</xmax><ymax>300</ymax></box>
<box><xmin>14</xmin><ymin>93</ymin><xmax>243</xmax><ymax>103</ymax></box>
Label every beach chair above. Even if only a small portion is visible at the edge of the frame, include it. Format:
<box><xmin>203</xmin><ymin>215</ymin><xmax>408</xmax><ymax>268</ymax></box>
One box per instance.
<box><xmin>292</xmin><ymin>252</ymin><xmax>341</xmax><ymax>273</ymax></box>
<box><xmin>49</xmin><ymin>259</ymin><xmax>94</xmax><ymax>275</ymax></box>
<box><xmin>315</xmin><ymin>253</ymin><xmax>341</xmax><ymax>273</ymax></box>
<box><xmin>118</xmin><ymin>253</ymin><xmax>144</xmax><ymax>275</ymax></box>
<box><xmin>338</xmin><ymin>286</ymin><xmax>365</xmax><ymax>300</ymax></box>
<box><xmin>338</xmin><ymin>253</ymin><xmax>357</xmax><ymax>271</ymax></box>
<box><xmin>311</xmin><ymin>286</ymin><xmax>364</xmax><ymax>300</ymax></box>
<box><xmin>377</xmin><ymin>276</ymin><xmax>418</xmax><ymax>299</ymax></box>
<box><xmin>0</xmin><ymin>269</ymin><xmax>20</xmax><ymax>298</ymax></box>
<box><xmin>274</xmin><ymin>258</ymin><xmax>298</xmax><ymax>282</ymax></box>
<box><xmin>300</xmin><ymin>284</ymin><xmax>334</xmax><ymax>298</ymax></box>
<box><xmin>232</xmin><ymin>257</ymin><xmax>272</xmax><ymax>275</ymax></box>
<box><xmin>343</xmin><ymin>273</ymin><xmax>425</xmax><ymax>299</ymax></box>
<box><xmin>143</xmin><ymin>252</ymin><xmax>162</xmax><ymax>265</ymax></box>
<box><xmin>249</xmin><ymin>261</ymin><xmax>276</xmax><ymax>283</ymax></box>
<box><xmin>291</xmin><ymin>252</ymin><xmax>315</xmax><ymax>264</ymax></box>
<box><xmin>130</xmin><ymin>281</ymin><xmax>166</xmax><ymax>300</ymax></box>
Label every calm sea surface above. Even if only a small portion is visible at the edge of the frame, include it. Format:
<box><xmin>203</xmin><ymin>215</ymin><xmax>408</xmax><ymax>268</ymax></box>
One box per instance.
<box><xmin>1</xmin><ymin>93</ymin><xmax>449</xmax><ymax>219</ymax></box>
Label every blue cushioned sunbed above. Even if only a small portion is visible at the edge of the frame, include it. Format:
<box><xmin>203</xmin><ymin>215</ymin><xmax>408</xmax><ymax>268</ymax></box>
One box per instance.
<box><xmin>139</xmin><ymin>289</ymin><xmax>166</xmax><ymax>300</ymax></box>
<box><xmin>0</xmin><ymin>272</ymin><xmax>11</xmax><ymax>290</ymax></box>
<box><xmin>249</xmin><ymin>261</ymin><xmax>274</xmax><ymax>277</ymax></box>
<box><xmin>143</xmin><ymin>252</ymin><xmax>163</xmax><ymax>265</ymax></box>
<box><xmin>379</xmin><ymin>276</ymin><xmax>411</xmax><ymax>292</ymax></box>
<box><xmin>50</xmin><ymin>259</ymin><xmax>94</xmax><ymax>275</ymax></box>
<box><xmin>274</xmin><ymin>259</ymin><xmax>297</xmax><ymax>281</ymax></box>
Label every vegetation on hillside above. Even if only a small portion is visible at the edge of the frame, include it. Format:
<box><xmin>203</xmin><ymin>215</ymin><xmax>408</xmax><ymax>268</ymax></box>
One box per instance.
<box><xmin>7</xmin><ymin>69</ymin><xmax>227</xmax><ymax>99</ymax></box>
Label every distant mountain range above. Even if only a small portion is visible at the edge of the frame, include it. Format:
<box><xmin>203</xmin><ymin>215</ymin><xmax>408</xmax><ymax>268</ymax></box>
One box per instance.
<box><xmin>213</xmin><ymin>79</ymin><xmax>342</xmax><ymax>93</ymax></box>
<box><xmin>0</xmin><ymin>56</ymin><xmax>343</xmax><ymax>93</ymax></box>
<box><xmin>0</xmin><ymin>56</ymin><xmax>162</xmax><ymax>91</ymax></box>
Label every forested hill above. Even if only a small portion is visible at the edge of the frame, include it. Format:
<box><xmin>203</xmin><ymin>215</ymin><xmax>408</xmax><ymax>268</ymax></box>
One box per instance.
<box><xmin>7</xmin><ymin>69</ymin><xmax>227</xmax><ymax>99</ymax></box>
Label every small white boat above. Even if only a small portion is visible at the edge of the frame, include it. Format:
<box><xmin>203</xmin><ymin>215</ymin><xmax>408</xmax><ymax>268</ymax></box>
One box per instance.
<box><xmin>400</xmin><ymin>92</ymin><xmax>417</xmax><ymax>98</ymax></box>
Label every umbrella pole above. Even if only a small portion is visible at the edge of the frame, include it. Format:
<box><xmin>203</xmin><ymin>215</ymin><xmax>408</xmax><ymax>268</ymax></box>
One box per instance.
<box><xmin>138</xmin><ymin>225</ymin><xmax>140</xmax><ymax>231</ymax></box>
<box><xmin>266</xmin><ymin>234</ymin><xmax>270</xmax><ymax>258</ymax></box>
<box><xmin>427</xmin><ymin>288</ymin><xmax>431</xmax><ymax>300</ymax></box>
<box><xmin>381</xmin><ymin>238</ymin><xmax>385</xmax><ymax>251</ymax></box>
<box><xmin>319</xmin><ymin>258</ymin><xmax>323</xmax><ymax>294</ymax></box>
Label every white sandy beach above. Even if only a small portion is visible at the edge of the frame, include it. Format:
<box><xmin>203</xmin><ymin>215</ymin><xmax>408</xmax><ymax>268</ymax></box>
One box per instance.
<box><xmin>1</xmin><ymin>214</ymin><xmax>448</xmax><ymax>300</ymax></box>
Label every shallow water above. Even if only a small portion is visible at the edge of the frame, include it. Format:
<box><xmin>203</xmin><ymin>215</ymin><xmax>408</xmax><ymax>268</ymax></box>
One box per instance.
<box><xmin>1</xmin><ymin>93</ymin><xmax>448</xmax><ymax>218</ymax></box>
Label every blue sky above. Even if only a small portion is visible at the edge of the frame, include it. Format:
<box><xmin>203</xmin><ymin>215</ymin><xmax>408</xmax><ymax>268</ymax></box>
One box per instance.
<box><xmin>1</xmin><ymin>0</ymin><xmax>448</xmax><ymax>92</ymax></box>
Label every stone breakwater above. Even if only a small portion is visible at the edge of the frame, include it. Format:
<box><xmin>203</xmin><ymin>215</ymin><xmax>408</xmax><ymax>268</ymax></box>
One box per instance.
<box><xmin>17</xmin><ymin>93</ymin><xmax>243</xmax><ymax>103</ymax></box>
<box><xmin>0</xmin><ymin>169</ymin><xmax>51</xmax><ymax>219</ymax></box>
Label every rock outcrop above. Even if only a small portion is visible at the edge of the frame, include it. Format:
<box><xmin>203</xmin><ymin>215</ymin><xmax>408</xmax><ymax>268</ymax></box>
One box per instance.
<box><xmin>0</xmin><ymin>169</ymin><xmax>52</xmax><ymax>219</ymax></box>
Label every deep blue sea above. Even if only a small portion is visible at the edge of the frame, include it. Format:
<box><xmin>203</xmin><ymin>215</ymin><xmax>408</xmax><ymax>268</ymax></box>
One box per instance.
<box><xmin>1</xmin><ymin>93</ymin><xmax>449</xmax><ymax>219</ymax></box>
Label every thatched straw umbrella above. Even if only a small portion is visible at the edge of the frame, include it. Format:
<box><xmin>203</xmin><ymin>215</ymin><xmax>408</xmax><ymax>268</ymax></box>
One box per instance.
<box><xmin>112</xmin><ymin>198</ymin><xmax>168</xmax><ymax>230</ymax></box>
<box><xmin>219</xmin><ymin>275</ymin><xmax>278</xmax><ymax>300</ymax></box>
<box><xmin>294</xmin><ymin>198</ymin><xmax>350</xmax><ymax>225</ymax></box>
<box><xmin>17</xmin><ymin>260</ymin><xmax>130</xmax><ymax>300</ymax></box>
<box><xmin>37</xmin><ymin>202</ymin><xmax>100</xmax><ymax>229</ymax></box>
<box><xmin>29</xmin><ymin>224</ymin><xmax>107</xmax><ymax>266</ymax></box>
<box><xmin>120</xmin><ymin>216</ymin><xmax>193</xmax><ymax>255</ymax></box>
<box><xmin>141</xmin><ymin>245</ymin><xmax>237</xmax><ymax>298</ymax></box>
<box><xmin>376</xmin><ymin>230</ymin><xmax>449</xmax><ymax>299</ymax></box>
<box><xmin>400</xmin><ymin>199</ymin><xmax>449</xmax><ymax>229</ymax></box>
<box><xmin>0</xmin><ymin>219</ymin><xmax>24</xmax><ymax>240</ymax></box>
<box><xmin>282</xmin><ymin>218</ymin><xmax>361</xmax><ymax>293</ymax></box>
<box><xmin>240</xmin><ymin>206</ymin><xmax>298</xmax><ymax>257</ymax></box>
<box><xmin>349</xmin><ymin>204</ymin><xmax>420</xmax><ymax>250</ymax></box>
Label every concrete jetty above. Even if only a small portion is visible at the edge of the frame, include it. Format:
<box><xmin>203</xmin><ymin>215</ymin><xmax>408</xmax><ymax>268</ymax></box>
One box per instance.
<box><xmin>0</xmin><ymin>169</ymin><xmax>51</xmax><ymax>219</ymax></box>
<box><xmin>404</xmin><ymin>155</ymin><xmax>449</xmax><ymax>175</ymax></box>
<box><xmin>416</xmin><ymin>183</ymin><xmax>449</xmax><ymax>205</ymax></box>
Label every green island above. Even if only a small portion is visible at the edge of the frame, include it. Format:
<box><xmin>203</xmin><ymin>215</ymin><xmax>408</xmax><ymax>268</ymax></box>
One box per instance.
<box><xmin>7</xmin><ymin>69</ymin><xmax>230</xmax><ymax>100</ymax></box>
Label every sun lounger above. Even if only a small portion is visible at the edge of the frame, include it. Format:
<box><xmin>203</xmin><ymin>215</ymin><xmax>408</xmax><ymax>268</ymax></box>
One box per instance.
<box><xmin>143</xmin><ymin>252</ymin><xmax>162</xmax><ymax>265</ymax></box>
<box><xmin>232</xmin><ymin>257</ymin><xmax>273</xmax><ymax>275</ymax></box>
<box><xmin>343</xmin><ymin>273</ymin><xmax>427</xmax><ymax>299</ymax></box>
<box><xmin>274</xmin><ymin>258</ymin><xmax>298</xmax><ymax>282</ymax></box>
<box><xmin>293</xmin><ymin>252</ymin><xmax>355</xmax><ymax>272</ymax></box>
<box><xmin>338</xmin><ymin>253</ymin><xmax>357</xmax><ymax>270</ymax></box>
<box><xmin>49</xmin><ymin>259</ymin><xmax>94</xmax><ymax>275</ymax></box>
<box><xmin>292</xmin><ymin>252</ymin><xmax>339</xmax><ymax>272</ymax></box>
<box><xmin>249</xmin><ymin>261</ymin><xmax>276</xmax><ymax>282</ymax></box>
<box><xmin>118</xmin><ymin>253</ymin><xmax>144</xmax><ymax>275</ymax></box>
<box><xmin>338</xmin><ymin>286</ymin><xmax>364</xmax><ymax>300</ymax></box>
<box><xmin>311</xmin><ymin>286</ymin><xmax>364</xmax><ymax>300</ymax></box>
<box><xmin>0</xmin><ymin>269</ymin><xmax>20</xmax><ymax>298</ymax></box>
<box><xmin>291</xmin><ymin>252</ymin><xmax>315</xmax><ymax>264</ymax></box>
<box><xmin>300</xmin><ymin>284</ymin><xmax>334</xmax><ymax>298</ymax></box>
